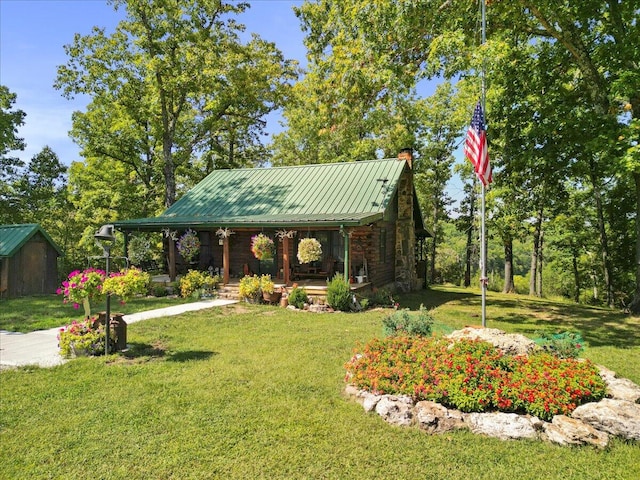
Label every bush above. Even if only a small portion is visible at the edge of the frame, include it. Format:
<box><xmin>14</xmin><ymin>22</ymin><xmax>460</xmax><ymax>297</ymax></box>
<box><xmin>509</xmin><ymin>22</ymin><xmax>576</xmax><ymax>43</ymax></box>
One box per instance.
<box><xmin>102</xmin><ymin>267</ymin><xmax>151</xmax><ymax>303</ymax></box>
<box><xmin>179</xmin><ymin>270</ymin><xmax>219</xmax><ymax>298</ymax></box>
<box><xmin>345</xmin><ymin>337</ymin><xmax>606</xmax><ymax>421</ymax></box>
<box><xmin>239</xmin><ymin>275</ymin><xmax>261</xmax><ymax>302</ymax></box>
<box><xmin>287</xmin><ymin>286</ymin><xmax>308</xmax><ymax>309</ymax></box>
<box><xmin>326</xmin><ymin>274</ymin><xmax>351</xmax><ymax>311</ymax></box>
<box><xmin>382</xmin><ymin>305</ymin><xmax>433</xmax><ymax>337</ymax></box>
<box><xmin>152</xmin><ymin>285</ymin><xmax>169</xmax><ymax>297</ymax></box>
<box><xmin>534</xmin><ymin>331</ymin><xmax>585</xmax><ymax>359</ymax></box>
<box><xmin>364</xmin><ymin>288</ymin><xmax>395</xmax><ymax>307</ymax></box>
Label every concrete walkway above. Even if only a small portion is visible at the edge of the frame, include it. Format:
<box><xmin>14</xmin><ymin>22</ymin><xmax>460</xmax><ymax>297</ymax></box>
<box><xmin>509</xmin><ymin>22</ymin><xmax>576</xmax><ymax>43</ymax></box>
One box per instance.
<box><xmin>0</xmin><ymin>298</ymin><xmax>237</xmax><ymax>369</ymax></box>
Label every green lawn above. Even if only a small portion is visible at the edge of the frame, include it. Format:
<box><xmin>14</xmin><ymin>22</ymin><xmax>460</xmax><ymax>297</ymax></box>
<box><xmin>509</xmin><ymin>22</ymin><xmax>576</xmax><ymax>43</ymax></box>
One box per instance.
<box><xmin>1</xmin><ymin>286</ymin><xmax>638</xmax><ymax>479</ymax></box>
<box><xmin>0</xmin><ymin>294</ymin><xmax>196</xmax><ymax>332</ymax></box>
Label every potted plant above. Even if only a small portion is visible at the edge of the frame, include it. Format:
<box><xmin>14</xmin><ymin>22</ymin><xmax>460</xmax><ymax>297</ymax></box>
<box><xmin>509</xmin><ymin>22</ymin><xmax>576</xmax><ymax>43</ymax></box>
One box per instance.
<box><xmin>101</xmin><ymin>267</ymin><xmax>151</xmax><ymax>304</ymax></box>
<box><xmin>251</xmin><ymin>233</ymin><xmax>275</xmax><ymax>260</ymax></box>
<box><xmin>57</xmin><ymin>268</ymin><xmax>107</xmax><ymax>318</ymax></box>
<box><xmin>177</xmin><ymin>229</ymin><xmax>201</xmax><ymax>263</ymax></box>
<box><xmin>297</xmin><ymin>237</ymin><xmax>322</xmax><ymax>264</ymax></box>
<box><xmin>57</xmin><ymin>318</ymin><xmax>114</xmax><ymax>358</ymax></box>
<box><xmin>239</xmin><ymin>275</ymin><xmax>262</xmax><ymax>303</ymax></box>
<box><xmin>260</xmin><ymin>274</ymin><xmax>281</xmax><ymax>304</ymax></box>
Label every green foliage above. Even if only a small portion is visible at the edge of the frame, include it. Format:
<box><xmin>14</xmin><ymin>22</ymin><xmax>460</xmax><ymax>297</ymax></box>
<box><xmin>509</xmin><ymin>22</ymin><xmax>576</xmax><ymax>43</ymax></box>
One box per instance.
<box><xmin>102</xmin><ymin>267</ymin><xmax>151</xmax><ymax>303</ymax></box>
<box><xmin>179</xmin><ymin>270</ymin><xmax>219</xmax><ymax>298</ymax></box>
<box><xmin>287</xmin><ymin>286</ymin><xmax>308</xmax><ymax>309</ymax></box>
<box><xmin>345</xmin><ymin>337</ymin><xmax>606</xmax><ymax>421</ymax></box>
<box><xmin>363</xmin><ymin>288</ymin><xmax>395</xmax><ymax>307</ymax></box>
<box><xmin>259</xmin><ymin>274</ymin><xmax>275</xmax><ymax>295</ymax></box>
<box><xmin>534</xmin><ymin>331</ymin><xmax>585</xmax><ymax>359</ymax></box>
<box><xmin>382</xmin><ymin>305</ymin><xmax>433</xmax><ymax>337</ymax></box>
<box><xmin>326</xmin><ymin>273</ymin><xmax>351</xmax><ymax>311</ymax></box>
<box><xmin>239</xmin><ymin>275</ymin><xmax>262</xmax><ymax>302</ymax></box>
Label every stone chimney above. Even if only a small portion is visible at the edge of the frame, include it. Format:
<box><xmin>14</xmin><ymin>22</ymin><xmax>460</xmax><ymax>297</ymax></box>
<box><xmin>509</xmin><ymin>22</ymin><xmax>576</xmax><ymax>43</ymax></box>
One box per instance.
<box><xmin>397</xmin><ymin>148</ymin><xmax>413</xmax><ymax>169</ymax></box>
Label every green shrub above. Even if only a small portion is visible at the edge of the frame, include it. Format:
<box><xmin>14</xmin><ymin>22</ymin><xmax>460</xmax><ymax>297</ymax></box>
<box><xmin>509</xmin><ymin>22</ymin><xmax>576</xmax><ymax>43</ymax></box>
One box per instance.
<box><xmin>364</xmin><ymin>288</ymin><xmax>394</xmax><ymax>307</ymax></box>
<box><xmin>287</xmin><ymin>286</ymin><xmax>308</xmax><ymax>309</ymax></box>
<box><xmin>326</xmin><ymin>274</ymin><xmax>351</xmax><ymax>311</ymax></box>
<box><xmin>179</xmin><ymin>270</ymin><xmax>220</xmax><ymax>298</ymax></box>
<box><xmin>239</xmin><ymin>275</ymin><xmax>261</xmax><ymax>302</ymax></box>
<box><xmin>345</xmin><ymin>337</ymin><xmax>606</xmax><ymax>421</ymax></box>
<box><xmin>382</xmin><ymin>305</ymin><xmax>433</xmax><ymax>337</ymax></box>
<box><xmin>152</xmin><ymin>284</ymin><xmax>169</xmax><ymax>297</ymax></box>
<box><xmin>534</xmin><ymin>331</ymin><xmax>585</xmax><ymax>359</ymax></box>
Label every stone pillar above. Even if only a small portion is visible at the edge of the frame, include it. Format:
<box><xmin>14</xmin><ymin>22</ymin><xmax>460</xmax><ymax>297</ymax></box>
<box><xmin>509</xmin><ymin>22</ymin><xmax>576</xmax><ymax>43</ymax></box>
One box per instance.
<box><xmin>168</xmin><ymin>236</ymin><xmax>176</xmax><ymax>281</ymax></box>
<box><xmin>395</xmin><ymin>153</ymin><xmax>418</xmax><ymax>292</ymax></box>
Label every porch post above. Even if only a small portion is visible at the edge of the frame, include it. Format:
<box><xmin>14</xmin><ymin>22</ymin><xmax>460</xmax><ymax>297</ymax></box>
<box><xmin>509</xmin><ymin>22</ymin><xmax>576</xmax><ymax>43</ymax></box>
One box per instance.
<box><xmin>283</xmin><ymin>236</ymin><xmax>291</xmax><ymax>285</ymax></box>
<box><xmin>223</xmin><ymin>236</ymin><xmax>230</xmax><ymax>284</ymax></box>
<box><xmin>341</xmin><ymin>226</ymin><xmax>350</xmax><ymax>283</ymax></box>
<box><xmin>168</xmin><ymin>236</ymin><xmax>176</xmax><ymax>281</ymax></box>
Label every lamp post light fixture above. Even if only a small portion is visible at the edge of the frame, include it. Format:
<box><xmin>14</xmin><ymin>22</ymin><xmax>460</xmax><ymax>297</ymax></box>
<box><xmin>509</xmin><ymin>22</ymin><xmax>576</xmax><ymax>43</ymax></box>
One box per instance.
<box><xmin>94</xmin><ymin>224</ymin><xmax>116</xmax><ymax>356</ymax></box>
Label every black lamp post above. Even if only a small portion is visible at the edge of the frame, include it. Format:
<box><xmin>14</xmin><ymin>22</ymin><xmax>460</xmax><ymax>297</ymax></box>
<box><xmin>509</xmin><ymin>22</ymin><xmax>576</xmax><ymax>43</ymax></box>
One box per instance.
<box><xmin>95</xmin><ymin>224</ymin><xmax>116</xmax><ymax>356</ymax></box>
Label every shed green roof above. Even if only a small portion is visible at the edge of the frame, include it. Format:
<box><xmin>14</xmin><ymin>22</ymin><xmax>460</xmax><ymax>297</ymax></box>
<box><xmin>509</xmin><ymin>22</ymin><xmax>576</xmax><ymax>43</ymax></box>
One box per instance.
<box><xmin>116</xmin><ymin>158</ymin><xmax>418</xmax><ymax>230</ymax></box>
<box><xmin>0</xmin><ymin>224</ymin><xmax>62</xmax><ymax>257</ymax></box>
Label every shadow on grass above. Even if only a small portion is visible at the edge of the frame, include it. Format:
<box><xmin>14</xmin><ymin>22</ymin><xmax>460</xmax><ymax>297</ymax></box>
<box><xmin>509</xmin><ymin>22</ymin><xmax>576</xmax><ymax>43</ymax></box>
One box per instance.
<box><xmin>396</xmin><ymin>287</ymin><xmax>476</xmax><ymax>310</ymax></box>
<box><xmin>397</xmin><ymin>286</ymin><xmax>639</xmax><ymax>349</ymax></box>
<box><xmin>119</xmin><ymin>342</ymin><xmax>217</xmax><ymax>363</ymax></box>
<box><xmin>166</xmin><ymin>350</ymin><xmax>217</xmax><ymax>362</ymax></box>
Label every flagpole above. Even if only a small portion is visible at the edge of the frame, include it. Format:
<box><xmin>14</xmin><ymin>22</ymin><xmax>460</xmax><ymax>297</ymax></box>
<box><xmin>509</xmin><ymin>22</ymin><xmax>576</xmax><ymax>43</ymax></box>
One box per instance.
<box><xmin>481</xmin><ymin>0</ymin><xmax>487</xmax><ymax>327</ymax></box>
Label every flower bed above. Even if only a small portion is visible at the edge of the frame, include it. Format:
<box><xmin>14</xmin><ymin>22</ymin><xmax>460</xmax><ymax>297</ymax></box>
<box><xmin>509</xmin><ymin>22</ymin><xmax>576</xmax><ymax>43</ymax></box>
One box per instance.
<box><xmin>344</xmin><ymin>336</ymin><xmax>606</xmax><ymax>421</ymax></box>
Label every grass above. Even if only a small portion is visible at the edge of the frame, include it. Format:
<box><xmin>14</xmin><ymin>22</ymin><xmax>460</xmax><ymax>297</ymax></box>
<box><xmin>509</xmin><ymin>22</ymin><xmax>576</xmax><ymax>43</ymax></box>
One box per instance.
<box><xmin>1</xmin><ymin>285</ymin><xmax>639</xmax><ymax>479</ymax></box>
<box><xmin>0</xmin><ymin>294</ymin><xmax>197</xmax><ymax>332</ymax></box>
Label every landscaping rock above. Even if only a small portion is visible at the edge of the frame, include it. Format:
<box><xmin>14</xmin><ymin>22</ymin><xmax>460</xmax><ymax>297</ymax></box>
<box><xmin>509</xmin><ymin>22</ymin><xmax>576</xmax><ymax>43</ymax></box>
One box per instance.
<box><xmin>414</xmin><ymin>401</ymin><xmax>465</xmax><ymax>434</ymax></box>
<box><xmin>572</xmin><ymin>399</ymin><xmax>640</xmax><ymax>441</ymax></box>
<box><xmin>542</xmin><ymin>415</ymin><xmax>609</xmax><ymax>448</ymax></box>
<box><xmin>375</xmin><ymin>395</ymin><xmax>414</xmax><ymax>426</ymax></box>
<box><xmin>464</xmin><ymin>412</ymin><xmax>540</xmax><ymax>440</ymax></box>
<box><xmin>598</xmin><ymin>366</ymin><xmax>640</xmax><ymax>403</ymax></box>
<box><xmin>446</xmin><ymin>327</ymin><xmax>537</xmax><ymax>356</ymax></box>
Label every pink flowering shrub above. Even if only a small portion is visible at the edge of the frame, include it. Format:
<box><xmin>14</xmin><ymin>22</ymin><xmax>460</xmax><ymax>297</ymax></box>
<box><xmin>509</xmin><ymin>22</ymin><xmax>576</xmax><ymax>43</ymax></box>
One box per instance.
<box><xmin>57</xmin><ymin>268</ymin><xmax>106</xmax><ymax>314</ymax></box>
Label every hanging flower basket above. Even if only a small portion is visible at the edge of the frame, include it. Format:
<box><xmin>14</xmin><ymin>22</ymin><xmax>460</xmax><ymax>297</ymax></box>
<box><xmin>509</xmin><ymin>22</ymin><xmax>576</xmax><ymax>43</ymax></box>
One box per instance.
<box><xmin>251</xmin><ymin>233</ymin><xmax>275</xmax><ymax>260</ymax></box>
<box><xmin>177</xmin><ymin>229</ymin><xmax>200</xmax><ymax>263</ymax></box>
<box><xmin>297</xmin><ymin>237</ymin><xmax>322</xmax><ymax>264</ymax></box>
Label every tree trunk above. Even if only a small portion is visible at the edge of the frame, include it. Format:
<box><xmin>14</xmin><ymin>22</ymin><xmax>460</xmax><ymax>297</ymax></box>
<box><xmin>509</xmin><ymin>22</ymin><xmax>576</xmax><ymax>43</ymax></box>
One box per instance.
<box><xmin>589</xmin><ymin>164</ymin><xmax>614</xmax><ymax>307</ymax></box>
<box><xmin>572</xmin><ymin>248</ymin><xmax>580</xmax><ymax>303</ymax></box>
<box><xmin>529</xmin><ymin>207</ymin><xmax>543</xmax><ymax>296</ymax></box>
<box><xmin>629</xmin><ymin>171</ymin><xmax>640</xmax><ymax>313</ymax></box>
<box><xmin>503</xmin><ymin>235</ymin><xmax>515</xmax><ymax>293</ymax></box>
<box><xmin>537</xmin><ymin>229</ymin><xmax>544</xmax><ymax>297</ymax></box>
<box><xmin>429</xmin><ymin>205</ymin><xmax>438</xmax><ymax>284</ymax></box>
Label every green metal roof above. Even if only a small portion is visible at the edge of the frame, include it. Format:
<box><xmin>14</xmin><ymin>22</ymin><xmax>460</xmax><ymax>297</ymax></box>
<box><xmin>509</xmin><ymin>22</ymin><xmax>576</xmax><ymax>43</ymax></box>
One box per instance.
<box><xmin>116</xmin><ymin>158</ymin><xmax>412</xmax><ymax>230</ymax></box>
<box><xmin>0</xmin><ymin>224</ymin><xmax>63</xmax><ymax>257</ymax></box>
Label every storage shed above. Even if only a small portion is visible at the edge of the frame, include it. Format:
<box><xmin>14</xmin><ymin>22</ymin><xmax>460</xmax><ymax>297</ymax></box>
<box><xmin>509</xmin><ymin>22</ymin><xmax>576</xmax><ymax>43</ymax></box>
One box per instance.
<box><xmin>0</xmin><ymin>224</ymin><xmax>62</xmax><ymax>298</ymax></box>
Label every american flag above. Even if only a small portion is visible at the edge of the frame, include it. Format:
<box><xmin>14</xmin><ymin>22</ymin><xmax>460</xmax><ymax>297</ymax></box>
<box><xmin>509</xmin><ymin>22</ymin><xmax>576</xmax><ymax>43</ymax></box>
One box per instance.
<box><xmin>464</xmin><ymin>101</ymin><xmax>492</xmax><ymax>186</ymax></box>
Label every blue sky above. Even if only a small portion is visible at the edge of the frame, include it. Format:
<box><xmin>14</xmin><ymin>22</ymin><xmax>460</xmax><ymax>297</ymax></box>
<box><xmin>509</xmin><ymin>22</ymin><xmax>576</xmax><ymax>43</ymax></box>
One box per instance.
<box><xmin>0</xmin><ymin>0</ymin><xmax>307</xmax><ymax>164</ymax></box>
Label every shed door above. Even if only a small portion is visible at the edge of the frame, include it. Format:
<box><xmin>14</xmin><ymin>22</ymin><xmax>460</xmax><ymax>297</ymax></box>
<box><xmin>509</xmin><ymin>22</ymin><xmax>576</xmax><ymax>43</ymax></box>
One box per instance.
<box><xmin>22</xmin><ymin>239</ymin><xmax>47</xmax><ymax>295</ymax></box>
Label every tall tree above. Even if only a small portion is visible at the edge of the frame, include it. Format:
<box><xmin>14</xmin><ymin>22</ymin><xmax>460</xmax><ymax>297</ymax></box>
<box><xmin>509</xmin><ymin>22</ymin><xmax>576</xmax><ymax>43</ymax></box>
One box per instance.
<box><xmin>0</xmin><ymin>85</ymin><xmax>26</xmax><ymax>224</ymax></box>
<box><xmin>56</xmin><ymin>0</ymin><xmax>298</xmax><ymax>208</ymax></box>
